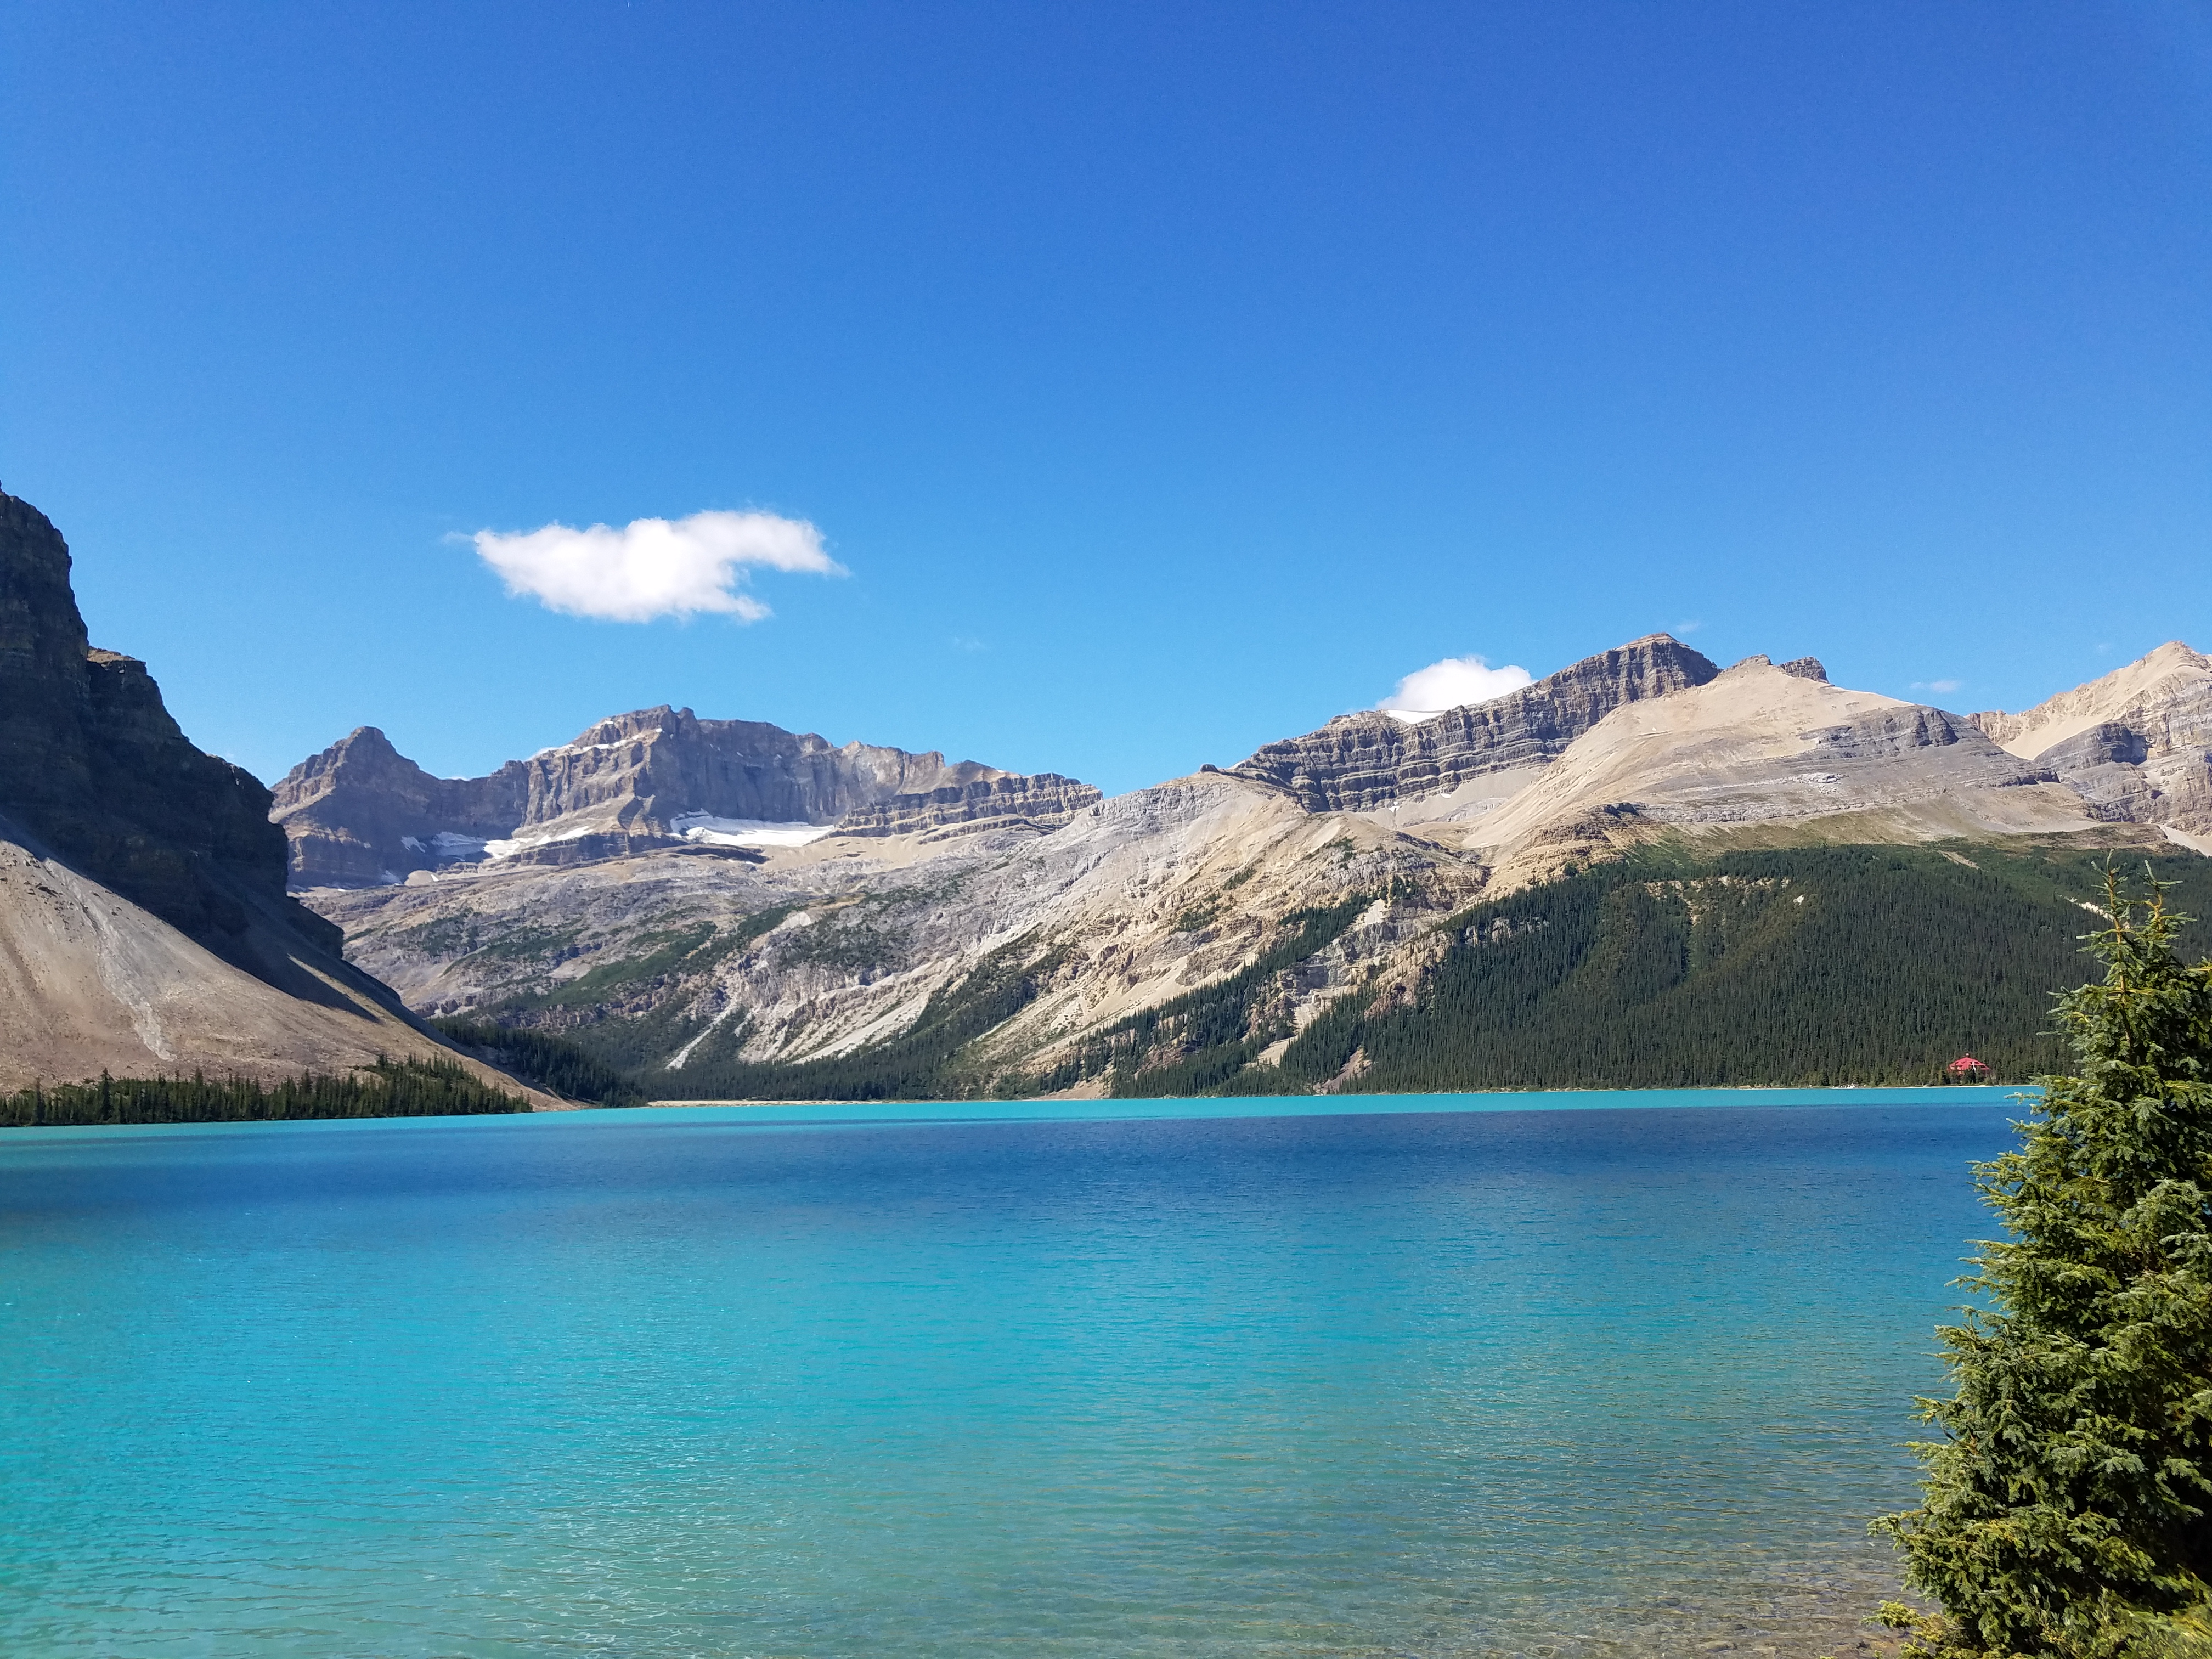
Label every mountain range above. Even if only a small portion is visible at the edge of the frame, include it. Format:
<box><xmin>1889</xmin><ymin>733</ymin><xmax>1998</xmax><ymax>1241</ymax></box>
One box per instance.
<box><xmin>283</xmin><ymin>611</ymin><xmax>2211</xmax><ymax>1098</ymax></box>
<box><xmin>5</xmin><ymin>484</ymin><xmax>2208</xmax><ymax>1102</ymax></box>
<box><xmin>273</xmin><ymin>710</ymin><xmax>1101</xmax><ymax>888</ymax></box>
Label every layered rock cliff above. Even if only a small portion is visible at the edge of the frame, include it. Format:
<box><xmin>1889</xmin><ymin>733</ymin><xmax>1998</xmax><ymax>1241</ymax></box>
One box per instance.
<box><xmin>0</xmin><ymin>490</ymin><xmax>333</xmax><ymax>961</ymax></box>
<box><xmin>274</xmin><ymin>705</ymin><xmax>1103</xmax><ymax>888</ymax></box>
<box><xmin>1230</xmin><ymin>634</ymin><xmax>1722</xmax><ymax>811</ymax></box>
<box><xmin>0</xmin><ymin>489</ymin><xmax>531</xmax><ymax>1091</ymax></box>
<box><xmin>833</xmin><ymin>771</ymin><xmax>1107</xmax><ymax>839</ymax></box>
<box><xmin>1971</xmin><ymin>643</ymin><xmax>2212</xmax><ymax>843</ymax></box>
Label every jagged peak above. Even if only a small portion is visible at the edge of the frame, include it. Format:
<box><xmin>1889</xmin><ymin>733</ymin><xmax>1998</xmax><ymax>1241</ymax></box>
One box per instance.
<box><xmin>280</xmin><ymin>724</ymin><xmax>408</xmax><ymax>774</ymax></box>
<box><xmin>1232</xmin><ymin>632</ymin><xmax>1721</xmax><ymax>813</ymax></box>
<box><xmin>566</xmin><ymin>705</ymin><xmax>681</xmax><ymax>748</ymax></box>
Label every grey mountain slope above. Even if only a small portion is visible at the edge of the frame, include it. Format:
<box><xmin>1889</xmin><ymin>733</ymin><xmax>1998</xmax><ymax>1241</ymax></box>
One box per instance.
<box><xmin>0</xmin><ymin>806</ymin><xmax>510</xmax><ymax>1092</ymax></box>
<box><xmin>320</xmin><ymin>770</ymin><xmax>1470</xmax><ymax>1081</ymax></box>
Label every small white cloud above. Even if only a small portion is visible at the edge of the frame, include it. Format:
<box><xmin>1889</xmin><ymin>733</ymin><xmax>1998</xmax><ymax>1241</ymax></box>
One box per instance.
<box><xmin>1910</xmin><ymin>678</ymin><xmax>1964</xmax><ymax>694</ymax></box>
<box><xmin>1377</xmin><ymin>654</ymin><xmax>1534</xmax><ymax>723</ymax></box>
<box><xmin>1674</xmin><ymin>619</ymin><xmax>1705</xmax><ymax>635</ymax></box>
<box><xmin>950</xmin><ymin>634</ymin><xmax>986</xmax><ymax>654</ymax></box>
<box><xmin>471</xmin><ymin>510</ymin><xmax>845</xmax><ymax>623</ymax></box>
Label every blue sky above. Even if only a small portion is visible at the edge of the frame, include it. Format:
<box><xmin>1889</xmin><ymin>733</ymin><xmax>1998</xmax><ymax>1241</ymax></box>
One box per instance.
<box><xmin>4</xmin><ymin>3</ymin><xmax>2208</xmax><ymax>795</ymax></box>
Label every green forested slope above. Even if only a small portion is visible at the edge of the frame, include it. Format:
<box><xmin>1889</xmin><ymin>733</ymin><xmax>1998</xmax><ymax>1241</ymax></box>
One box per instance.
<box><xmin>430</xmin><ymin>1018</ymin><xmax>647</xmax><ymax>1107</ymax></box>
<box><xmin>1283</xmin><ymin>844</ymin><xmax>2212</xmax><ymax>1093</ymax></box>
<box><xmin>0</xmin><ymin>1058</ymin><xmax>530</xmax><ymax>1126</ymax></box>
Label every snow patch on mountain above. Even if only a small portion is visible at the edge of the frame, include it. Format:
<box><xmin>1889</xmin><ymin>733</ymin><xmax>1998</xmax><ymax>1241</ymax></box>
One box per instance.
<box><xmin>669</xmin><ymin>812</ymin><xmax>837</xmax><ymax>848</ymax></box>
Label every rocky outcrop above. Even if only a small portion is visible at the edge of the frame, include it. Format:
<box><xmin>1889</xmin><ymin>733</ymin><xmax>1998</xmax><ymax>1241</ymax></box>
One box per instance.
<box><xmin>1404</xmin><ymin>658</ymin><xmax>2106</xmax><ymax>895</ymax></box>
<box><xmin>529</xmin><ymin>706</ymin><xmax>1004</xmax><ymax>827</ymax></box>
<box><xmin>0</xmin><ymin>489</ymin><xmax>334</xmax><ymax>960</ymax></box>
<box><xmin>1971</xmin><ymin>644</ymin><xmax>2212</xmax><ymax>841</ymax></box>
<box><xmin>1231</xmin><ymin>634</ymin><xmax>1722</xmax><ymax>811</ymax></box>
<box><xmin>270</xmin><ymin>726</ymin><xmax>525</xmax><ymax>889</ymax></box>
<box><xmin>0</xmin><ymin>489</ymin><xmax>535</xmax><ymax>1092</ymax></box>
<box><xmin>275</xmin><ymin>704</ymin><xmax>1106</xmax><ymax>887</ymax></box>
<box><xmin>1802</xmin><ymin>704</ymin><xmax>2046</xmax><ymax>772</ymax></box>
<box><xmin>837</xmin><ymin>772</ymin><xmax>1103</xmax><ymax>838</ymax></box>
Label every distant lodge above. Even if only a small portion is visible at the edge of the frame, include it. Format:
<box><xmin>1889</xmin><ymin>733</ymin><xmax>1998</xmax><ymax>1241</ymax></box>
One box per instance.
<box><xmin>1943</xmin><ymin>1055</ymin><xmax>1993</xmax><ymax>1084</ymax></box>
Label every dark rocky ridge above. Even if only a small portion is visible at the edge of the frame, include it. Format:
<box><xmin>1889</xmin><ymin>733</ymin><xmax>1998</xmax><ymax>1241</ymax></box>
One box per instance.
<box><xmin>0</xmin><ymin>488</ymin><xmax>345</xmax><ymax>972</ymax></box>
<box><xmin>275</xmin><ymin>706</ymin><xmax>1103</xmax><ymax>888</ymax></box>
<box><xmin>1231</xmin><ymin>633</ymin><xmax>1723</xmax><ymax>812</ymax></box>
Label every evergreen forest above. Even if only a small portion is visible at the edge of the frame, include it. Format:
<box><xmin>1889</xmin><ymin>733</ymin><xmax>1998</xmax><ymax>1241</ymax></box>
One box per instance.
<box><xmin>431</xmin><ymin>1017</ymin><xmax>647</xmax><ymax>1107</ymax></box>
<box><xmin>1305</xmin><ymin>844</ymin><xmax>2212</xmax><ymax>1094</ymax></box>
<box><xmin>0</xmin><ymin>1057</ymin><xmax>531</xmax><ymax>1127</ymax></box>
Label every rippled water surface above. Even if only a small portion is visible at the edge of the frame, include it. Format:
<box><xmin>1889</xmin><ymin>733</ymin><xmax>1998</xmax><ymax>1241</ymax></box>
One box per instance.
<box><xmin>0</xmin><ymin>1096</ymin><xmax>2014</xmax><ymax>1657</ymax></box>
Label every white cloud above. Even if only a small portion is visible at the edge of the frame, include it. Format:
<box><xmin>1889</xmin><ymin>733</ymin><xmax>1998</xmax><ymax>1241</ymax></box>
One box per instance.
<box><xmin>1377</xmin><ymin>654</ymin><xmax>1534</xmax><ymax>723</ymax></box>
<box><xmin>1910</xmin><ymin>678</ymin><xmax>1965</xmax><ymax>695</ymax></box>
<box><xmin>471</xmin><ymin>510</ymin><xmax>844</xmax><ymax>623</ymax></box>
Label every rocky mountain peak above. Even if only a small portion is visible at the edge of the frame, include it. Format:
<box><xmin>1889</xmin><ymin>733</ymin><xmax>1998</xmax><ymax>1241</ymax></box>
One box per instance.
<box><xmin>1725</xmin><ymin>653</ymin><xmax>1828</xmax><ymax>682</ymax></box>
<box><xmin>1231</xmin><ymin>633</ymin><xmax>1723</xmax><ymax>812</ymax></box>
<box><xmin>563</xmin><ymin>706</ymin><xmax>684</xmax><ymax>750</ymax></box>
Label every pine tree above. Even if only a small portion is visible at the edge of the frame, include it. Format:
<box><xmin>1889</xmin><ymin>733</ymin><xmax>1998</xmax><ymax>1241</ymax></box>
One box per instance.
<box><xmin>1874</xmin><ymin>869</ymin><xmax>2212</xmax><ymax>1658</ymax></box>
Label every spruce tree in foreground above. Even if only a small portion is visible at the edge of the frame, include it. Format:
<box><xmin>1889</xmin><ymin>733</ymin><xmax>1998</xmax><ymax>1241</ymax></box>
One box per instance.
<box><xmin>1874</xmin><ymin>870</ymin><xmax>2212</xmax><ymax>1658</ymax></box>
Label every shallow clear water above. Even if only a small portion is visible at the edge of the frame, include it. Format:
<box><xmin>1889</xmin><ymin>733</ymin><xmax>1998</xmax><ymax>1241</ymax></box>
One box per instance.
<box><xmin>0</xmin><ymin>1095</ymin><xmax>2015</xmax><ymax>1657</ymax></box>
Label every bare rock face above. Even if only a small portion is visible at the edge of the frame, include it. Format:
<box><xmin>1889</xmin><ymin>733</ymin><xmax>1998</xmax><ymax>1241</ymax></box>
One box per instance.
<box><xmin>274</xmin><ymin>704</ymin><xmax>1106</xmax><ymax>888</ymax></box>
<box><xmin>1971</xmin><ymin>643</ymin><xmax>2212</xmax><ymax>840</ymax></box>
<box><xmin>1803</xmin><ymin>704</ymin><xmax>2042</xmax><ymax>770</ymax></box>
<box><xmin>0</xmin><ymin>489</ymin><xmax>337</xmax><ymax>961</ymax></box>
<box><xmin>0</xmin><ymin>489</ymin><xmax>539</xmax><ymax>1092</ymax></box>
<box><xmin>271</xmin><ymin>726</ymin><xmax>523</xmax><ymax>888</ymax></box>
<box><xmin>531</xmin><ymin>706</ymin><xmax>996</xmax><ymax>827</ymax></box>
<box><xmin>837</xmin><ymin>771</ymin><xmax>1103</xmax><ymax>838</ymax></box>
<box><xmin>1231</xmin><ymin>633</ymin><xmax>1722</xmax><ymax>812</ymax></box>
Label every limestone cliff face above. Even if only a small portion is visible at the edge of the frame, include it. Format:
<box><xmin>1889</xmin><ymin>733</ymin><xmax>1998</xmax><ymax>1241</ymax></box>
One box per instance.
<box><xmin>532</xmin><ymin>706</ymin><xmax>1001</xmax><ymax>828</ymax></box>
<box><xmin>836</xmin><ymin>771</ymin><xmax>1104</xmax><ymax>838</ymax></box>
<box><xmin>0</xmin><ymin>489</ymin><xmax>335</xmax><ymax>957</ymax></box>
<box><xmin>275</xmin><ymin>704</ymin><xmax>1105</xmax><ymax>887</ymax></box>
<box><xmin>269</xmin><ymin>726</ymin><xmax>522</xmax><ymax>888</ymax></box>
<box><xmin>1231</xmin><ymin>634</ymin><xmax>1722</xmax><ymax>811</ymax></box>
<box><xmin>0</xmin><ymin>489</ymin><xmax>543</xmax><ymax>1092</ymax></box>
<box><xmin>1970</xmin><ymin>644</ymin><xmax>2212</xmax><ymax>842</ymax></box>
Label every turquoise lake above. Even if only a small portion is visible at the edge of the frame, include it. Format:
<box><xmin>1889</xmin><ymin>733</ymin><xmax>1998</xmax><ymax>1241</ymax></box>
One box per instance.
<box><xmin>0</xmin><ymin>1090</ymin><xmax>2022</xmax><ymax>1657</ymax></box>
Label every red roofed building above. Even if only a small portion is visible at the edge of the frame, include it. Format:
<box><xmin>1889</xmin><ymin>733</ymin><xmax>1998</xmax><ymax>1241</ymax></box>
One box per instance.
<box><xmin>1945</xmin><ymin>1055</ymin><xmax>1993</xmax><ymax>1083</ymax></box>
